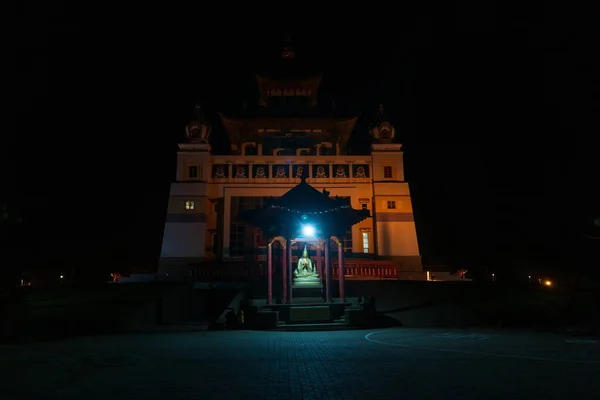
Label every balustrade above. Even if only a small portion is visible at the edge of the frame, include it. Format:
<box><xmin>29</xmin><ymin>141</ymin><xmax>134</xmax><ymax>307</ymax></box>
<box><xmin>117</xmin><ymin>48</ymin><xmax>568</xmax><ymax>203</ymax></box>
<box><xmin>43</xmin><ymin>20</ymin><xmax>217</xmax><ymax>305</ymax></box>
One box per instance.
<box><xmin>190</xmin><ymin>259</ymin><xmax>398</xmax><ymax>281</ymax></box>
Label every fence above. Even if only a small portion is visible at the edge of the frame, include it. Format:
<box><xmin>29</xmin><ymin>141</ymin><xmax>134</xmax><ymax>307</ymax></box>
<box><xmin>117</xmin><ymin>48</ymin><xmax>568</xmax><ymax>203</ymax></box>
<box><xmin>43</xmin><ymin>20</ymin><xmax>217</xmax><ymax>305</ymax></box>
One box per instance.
<box><xmin>186</xmin><ymin>259</ymin><xmax>399</xmax><ymax>281</ymax></box>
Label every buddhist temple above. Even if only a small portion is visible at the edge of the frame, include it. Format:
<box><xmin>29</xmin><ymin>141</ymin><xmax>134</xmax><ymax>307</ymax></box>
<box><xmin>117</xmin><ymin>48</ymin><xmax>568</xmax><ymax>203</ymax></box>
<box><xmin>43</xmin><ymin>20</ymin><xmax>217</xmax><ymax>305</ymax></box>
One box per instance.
<box><xmin>158</xmin><ymin>38</ymin><xmax>422</xmax><ymax>283</ymax></box>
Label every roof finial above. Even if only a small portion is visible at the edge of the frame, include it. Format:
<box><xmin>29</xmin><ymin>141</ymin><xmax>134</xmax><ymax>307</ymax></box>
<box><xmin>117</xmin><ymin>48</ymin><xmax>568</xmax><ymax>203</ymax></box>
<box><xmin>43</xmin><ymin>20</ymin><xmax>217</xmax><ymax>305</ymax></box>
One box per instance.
<box><xmin>370</xmin><ymin>103</ymin><xmax>395</xmax><ymax>143</ymax></box>
<box><xmin>281</xmin><ymin>33</ymin><xmax>295</xmax><ymax>60</ymax></box>
<box><xmin>376</xmin><ymin>104</ymin><xmax>386</xmax><ymax>121</ymax></box>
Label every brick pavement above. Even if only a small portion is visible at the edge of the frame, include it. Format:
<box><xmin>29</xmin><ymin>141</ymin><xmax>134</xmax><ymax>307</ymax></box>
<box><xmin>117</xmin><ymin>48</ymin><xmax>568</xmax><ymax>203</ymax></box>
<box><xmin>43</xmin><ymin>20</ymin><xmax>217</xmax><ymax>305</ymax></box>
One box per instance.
<box><xmin>1</xmin><ymin>329</ymin><xmax>599</xmax><ymax>399</ymax></box>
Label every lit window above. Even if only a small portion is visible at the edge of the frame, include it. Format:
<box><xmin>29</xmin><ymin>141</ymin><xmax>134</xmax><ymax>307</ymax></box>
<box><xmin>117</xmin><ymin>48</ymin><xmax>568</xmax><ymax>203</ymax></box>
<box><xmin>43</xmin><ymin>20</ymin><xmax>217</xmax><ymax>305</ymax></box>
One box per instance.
<box><xmin>384</xmin><ymin>166</ymin><xmax>392</xmax><ymax>178</ymax></box>
<box><xmin>362</xmin><ymin>232</ymin><xmax>369</xmax><ymax>253</ymax></box>
<box><xmin>188</xmin><ymin>165</ymin><xmax>198</xmax><ymax>178</ymax></box>
<box><xmin>185</xmin><ymin>201</ymin><xmax>195</xmax><ymax>210</ymax></box>
<box><xmin>387</xmin><ymin>201</ymin><xmax>396</xmax><ymax>209</ymax></box>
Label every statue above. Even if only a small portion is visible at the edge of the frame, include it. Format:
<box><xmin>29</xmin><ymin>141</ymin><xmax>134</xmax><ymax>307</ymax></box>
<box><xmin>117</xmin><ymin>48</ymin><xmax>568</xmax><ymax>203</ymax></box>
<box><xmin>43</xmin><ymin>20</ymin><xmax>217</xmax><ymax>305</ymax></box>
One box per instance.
<box><xmin>255</xmin><ymin>166</ymin><xmax>266</xmax><ymax>178</ymax></box>
<box><xmin>315</xmin><ymin>165</ymin><xmax>327</xmax><ymax>178</ymax></box>
<box><xmin>335</xmin><ymin>165</ymin><xmax>346</xmax><ymax>178</ymax></box>
<box><xmin>214</xmin><ymin>166</ymin><xmax>226</xmax><ymax>178</ymax></box>
<box><xmin>295</xmin><ymin>166</ymin><xmax>304</xmax><ymax>178</ymax></box>
<box><xmin>294</xmin><ymin>245</ymin><xmax>319</xmax><ymax>281</ymax></box>
<box><xmin>275</xmin><ymin>166</ymin><xmax>287</xmax><ymax>178</ymax></box>
<box><xmin>235</xmin><ymin>166</ymin><xmax>246</xmax><ymax>178</ymax></box>
<box><xmin>355</xmin><ymin>166</ymin><xmax>366</xmax><ymax>178</ymax></box>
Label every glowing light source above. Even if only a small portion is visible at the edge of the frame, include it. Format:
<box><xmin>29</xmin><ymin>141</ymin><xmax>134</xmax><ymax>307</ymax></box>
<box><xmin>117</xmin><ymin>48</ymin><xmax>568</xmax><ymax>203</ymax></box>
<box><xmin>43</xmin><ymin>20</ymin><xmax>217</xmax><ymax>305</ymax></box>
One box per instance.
<box><xmin>302</xmin><ymin>225</ymin><xmax>315</xmax><ymax>237</ymax></box>
<box><xmin>544</xmin><ymin>280</ymin><xmax>552</xmax><ymax>286</ymax></box>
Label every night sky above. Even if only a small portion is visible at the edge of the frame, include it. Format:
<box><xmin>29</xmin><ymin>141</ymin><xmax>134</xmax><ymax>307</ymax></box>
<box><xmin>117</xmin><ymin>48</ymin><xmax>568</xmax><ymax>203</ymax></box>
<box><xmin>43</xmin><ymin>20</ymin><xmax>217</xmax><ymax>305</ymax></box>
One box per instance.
<box><xmin>9</xmin><ymin>4</ymin><xmax>599</xmax><ymax>279</ymax></box>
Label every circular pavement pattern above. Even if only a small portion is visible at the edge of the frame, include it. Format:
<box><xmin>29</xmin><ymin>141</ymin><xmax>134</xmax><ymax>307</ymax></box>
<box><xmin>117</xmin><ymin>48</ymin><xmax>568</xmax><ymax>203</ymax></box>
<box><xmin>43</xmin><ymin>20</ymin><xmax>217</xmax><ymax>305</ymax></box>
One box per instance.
<box><xmin>365</xmin><ymin>328</ymin><xmax>600</xmax><ymax>364</ymax></box>
<box><xmin>2</xmin><ymin>329</ymin><xmax>600</xmax><ymax>399</ymax></box>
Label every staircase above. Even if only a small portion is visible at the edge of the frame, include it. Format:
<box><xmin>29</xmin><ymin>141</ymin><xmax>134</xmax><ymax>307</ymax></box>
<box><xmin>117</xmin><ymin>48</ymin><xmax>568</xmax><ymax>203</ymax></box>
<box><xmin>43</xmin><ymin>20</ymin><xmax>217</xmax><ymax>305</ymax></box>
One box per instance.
<box><xmin>253</xmin><ymin>297</ymin><xmax>370</xmax><ymax>331</ymax></box>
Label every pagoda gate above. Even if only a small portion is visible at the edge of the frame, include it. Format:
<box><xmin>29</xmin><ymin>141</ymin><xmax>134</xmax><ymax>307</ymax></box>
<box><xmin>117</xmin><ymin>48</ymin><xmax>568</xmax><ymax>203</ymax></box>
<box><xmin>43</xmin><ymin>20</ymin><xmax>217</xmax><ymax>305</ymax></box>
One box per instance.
<box><xmin>240</xmin><ymin>178</ymin><xmax>370</xmax><ymax>304</ymax></box>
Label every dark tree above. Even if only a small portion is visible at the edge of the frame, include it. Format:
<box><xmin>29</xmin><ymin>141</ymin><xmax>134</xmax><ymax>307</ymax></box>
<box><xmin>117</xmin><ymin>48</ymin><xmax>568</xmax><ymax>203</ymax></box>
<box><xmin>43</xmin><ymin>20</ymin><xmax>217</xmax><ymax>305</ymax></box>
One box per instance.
<box><xmin>0</xmin><ymin>202</ymin><xmax>23</xmax><ymax>288</ymax></box>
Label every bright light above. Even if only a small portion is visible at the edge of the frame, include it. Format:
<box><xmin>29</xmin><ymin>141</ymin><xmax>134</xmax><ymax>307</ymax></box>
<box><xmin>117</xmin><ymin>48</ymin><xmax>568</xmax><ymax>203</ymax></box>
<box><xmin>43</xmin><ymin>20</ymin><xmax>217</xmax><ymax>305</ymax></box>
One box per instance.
<box><xmin>60</xmin><ymin>275</ymin><xmax>64</xmax><ymax>279</ymax></box>
<box><xmin>302</xmin><ymin>225</ymin><xmax>315</xmax><ymax>237</ymax></box>
<box><xmin>544</xmin><ymin>280</ymin><xmax>552</xmax><ymax>286</ymax></box>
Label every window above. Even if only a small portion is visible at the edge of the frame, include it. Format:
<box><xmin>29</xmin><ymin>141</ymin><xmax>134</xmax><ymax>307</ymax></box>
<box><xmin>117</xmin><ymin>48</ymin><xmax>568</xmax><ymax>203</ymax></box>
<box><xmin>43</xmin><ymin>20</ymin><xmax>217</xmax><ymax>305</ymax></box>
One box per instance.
<box><xmin>387</xmin><ymin>201</ymin><xmax>396</xmax><ymax>209</ymax></box>
<box><xmin>361</xmin><ymin>203</ymin><xmax>368</xmax><ymax>210</ymax></box>
<box><xmin>343</xmin><ymin>228</ymin><xmax>352</xmax><ymax>252</ymax></box>
<box><xmin>188</xmin><ymin>165</ymin><xmax>198</xmax><ymax>178</ymax></box>
<box><xmin>229</xmin><ymin>196</ymin><xmax>271</xmax><ymax>257</ymax></box>
<box><xmin>383</xmin><ymin>166</ymin><xmax>392</xmax><ymax>178</ymax></box>
<box><xmin>185</xmin><ymin>201</ymin><xmax>195</xmax><ymax>210</ymax></box>
<box><xmin>362</xmin><ymin>232</ymin><xmax>369</xmax><ymax>253</ymax></box>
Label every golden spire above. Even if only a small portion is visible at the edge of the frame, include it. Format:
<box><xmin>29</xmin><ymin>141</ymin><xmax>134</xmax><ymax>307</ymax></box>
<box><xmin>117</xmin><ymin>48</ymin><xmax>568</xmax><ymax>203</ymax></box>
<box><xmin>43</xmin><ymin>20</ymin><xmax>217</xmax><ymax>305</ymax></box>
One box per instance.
<box><xmin>281</xmin><ymin>33</ymin><xmax>295</xmax><ymax>60</ymax></box>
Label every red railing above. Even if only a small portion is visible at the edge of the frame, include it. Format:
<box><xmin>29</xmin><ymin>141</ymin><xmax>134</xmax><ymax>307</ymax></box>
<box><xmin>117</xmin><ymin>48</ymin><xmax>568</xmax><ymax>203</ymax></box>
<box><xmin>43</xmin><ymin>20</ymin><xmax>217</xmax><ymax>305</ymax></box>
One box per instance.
<box><xmin>189</xmin><ymin>259</ymin><xmax>398</xmax><ymax>280</ymax></box>
<box><xmin>332</xmin><ymin>260</ymin><xmax>398</xmax><ymax>279</ymax></box>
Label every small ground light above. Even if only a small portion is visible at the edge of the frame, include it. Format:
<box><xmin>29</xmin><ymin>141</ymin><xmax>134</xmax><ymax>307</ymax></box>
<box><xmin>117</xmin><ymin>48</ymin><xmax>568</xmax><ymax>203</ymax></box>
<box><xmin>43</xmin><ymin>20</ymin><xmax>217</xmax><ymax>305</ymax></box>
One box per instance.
<box><xmin>544</xmin><ymin>280</ymin><xmax>552</xmax><ymax>287</ymax></box>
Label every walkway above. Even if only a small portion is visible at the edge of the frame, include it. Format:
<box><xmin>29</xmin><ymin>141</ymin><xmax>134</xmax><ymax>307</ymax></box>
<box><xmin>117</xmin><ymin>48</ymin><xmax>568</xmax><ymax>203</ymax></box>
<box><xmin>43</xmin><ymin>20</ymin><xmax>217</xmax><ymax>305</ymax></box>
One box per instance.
<box><xmin>1</xmin><ymin>328</ymin><xmax>599</xmax><ymax>399</ymax></box>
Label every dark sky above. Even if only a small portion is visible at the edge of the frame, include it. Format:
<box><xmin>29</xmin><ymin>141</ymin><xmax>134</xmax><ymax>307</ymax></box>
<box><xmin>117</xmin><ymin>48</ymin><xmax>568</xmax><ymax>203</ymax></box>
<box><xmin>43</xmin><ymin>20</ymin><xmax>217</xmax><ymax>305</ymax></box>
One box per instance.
<box><xmin>9</xmin><ymin>4</ymin><xmax>599</xmax><ymax>277</ymax></box>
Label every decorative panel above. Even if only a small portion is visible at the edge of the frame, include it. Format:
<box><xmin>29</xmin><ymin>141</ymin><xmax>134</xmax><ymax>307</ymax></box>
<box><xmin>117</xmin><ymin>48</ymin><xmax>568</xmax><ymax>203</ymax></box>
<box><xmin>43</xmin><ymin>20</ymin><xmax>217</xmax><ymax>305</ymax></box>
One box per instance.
<box><xmin>253</xmin><ymin>164</ymin><xmax>269</xmax><ymax>178</ymax></box>
<box><xmin>212</xmin><ymin>164</ymin><xmax>228</xmax><ymax>178</ymax></box>
<box><xmin>312</xmin><ymin>164</ymin><xmax>328</xmax><ymax>178</ymax></box>
<box><xmin>273</xmin><ymin>164</ymin><xmax>288</xmax><ymax>178</ymax></box>
<box><xmin>333</xmin><ymin>164</ymin><xmax>349</xmax><ymax>178</ymax></box>
<box><xmin>293</xmin><ymin>164</ymin><xmax>308</xmax><ymax>179</ymax></box>
<box><xmin>233</xmin><ymin>164</ymin><xmax>248</xmax><ymax>179</ymax></box>
<box><xmin>353</xmin><ymin>164</ymin><xmax>369</xmax><ymax>178</ymax></box>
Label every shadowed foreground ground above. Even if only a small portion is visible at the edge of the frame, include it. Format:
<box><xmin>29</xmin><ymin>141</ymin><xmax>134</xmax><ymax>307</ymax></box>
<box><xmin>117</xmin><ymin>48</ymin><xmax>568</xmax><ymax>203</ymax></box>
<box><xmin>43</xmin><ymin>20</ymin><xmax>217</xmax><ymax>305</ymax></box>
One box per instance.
<box><xmin>2</xmin><ymin>328</ymin><xmax>599</xmax><ymax>399</ymax></box>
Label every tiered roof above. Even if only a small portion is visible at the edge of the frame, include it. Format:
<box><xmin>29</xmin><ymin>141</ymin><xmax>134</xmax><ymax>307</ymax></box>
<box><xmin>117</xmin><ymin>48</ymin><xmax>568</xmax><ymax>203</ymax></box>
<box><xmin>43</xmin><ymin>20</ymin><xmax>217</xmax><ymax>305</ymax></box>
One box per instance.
<box><xmin>239</xmin><ymin>178</ymin><xmax>370</xmax><ymax>237</ymax></box>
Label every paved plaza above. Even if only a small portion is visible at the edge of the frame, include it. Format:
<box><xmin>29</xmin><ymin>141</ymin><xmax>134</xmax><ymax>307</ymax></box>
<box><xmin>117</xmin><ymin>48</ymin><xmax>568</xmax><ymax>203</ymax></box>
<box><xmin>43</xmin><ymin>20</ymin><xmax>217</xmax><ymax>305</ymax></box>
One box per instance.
<box><xmin>2</xmin><ymin>328</ymin><xmax>599</xmax><ymax>399</ymax></box>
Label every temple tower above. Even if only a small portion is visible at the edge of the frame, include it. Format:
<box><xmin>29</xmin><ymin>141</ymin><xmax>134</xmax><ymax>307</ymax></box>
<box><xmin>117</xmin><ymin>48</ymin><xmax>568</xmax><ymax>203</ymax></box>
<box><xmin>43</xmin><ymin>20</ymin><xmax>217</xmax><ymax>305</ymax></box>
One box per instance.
<box><xmin>370</xmin><ymin>105</ymin><xmax>421</xmax><ymax>270</ymax></box>
<box><xmin>159</xmin><ymin>105</ymin><xmax>212</xmax><ymax>274</ymax></box>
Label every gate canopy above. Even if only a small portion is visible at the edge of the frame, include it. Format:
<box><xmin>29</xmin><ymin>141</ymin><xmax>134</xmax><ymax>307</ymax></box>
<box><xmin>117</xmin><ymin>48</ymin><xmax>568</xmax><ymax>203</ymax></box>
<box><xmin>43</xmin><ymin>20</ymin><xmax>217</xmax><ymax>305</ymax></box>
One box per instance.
<box><xmin>239</xmin><ymin>178</ymin><xmax>370</xmax><ymax>237</ymax></box>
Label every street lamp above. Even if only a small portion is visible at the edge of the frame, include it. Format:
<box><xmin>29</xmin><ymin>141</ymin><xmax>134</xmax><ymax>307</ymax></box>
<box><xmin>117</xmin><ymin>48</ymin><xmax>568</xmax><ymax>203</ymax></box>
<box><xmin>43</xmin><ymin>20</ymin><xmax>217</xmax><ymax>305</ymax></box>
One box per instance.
<box><xmin>302</xmin><ymin>224</ymin><xmax>315</xmax><ymax>237</ymax></box>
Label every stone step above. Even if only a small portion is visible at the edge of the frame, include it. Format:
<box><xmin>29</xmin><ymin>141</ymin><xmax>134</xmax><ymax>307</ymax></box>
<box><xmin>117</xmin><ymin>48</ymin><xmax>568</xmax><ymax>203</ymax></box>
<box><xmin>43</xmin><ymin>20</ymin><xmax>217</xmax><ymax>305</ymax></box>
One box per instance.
<box><xmin>290</xmin><ymin>305</ymin><xmax>330</xmax><ymax>322</ymax></box>
<box><xmin>273</xmin><ymin>322</ymin><xmax>354</xmax><ymax>332</ymax></box>
<box><xmin>290</xmin><ymin>297</ymin><xmax>324</xmax><ymax>304</ymax></box>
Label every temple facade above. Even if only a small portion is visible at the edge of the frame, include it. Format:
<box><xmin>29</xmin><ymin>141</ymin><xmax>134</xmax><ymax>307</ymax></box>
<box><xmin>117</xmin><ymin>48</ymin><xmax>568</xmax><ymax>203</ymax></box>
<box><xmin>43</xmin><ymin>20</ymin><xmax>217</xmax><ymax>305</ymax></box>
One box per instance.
<box><xmin>159</xmin><ymin>43</ymin><xmax>421</xmax><ymax>276</ymax></box>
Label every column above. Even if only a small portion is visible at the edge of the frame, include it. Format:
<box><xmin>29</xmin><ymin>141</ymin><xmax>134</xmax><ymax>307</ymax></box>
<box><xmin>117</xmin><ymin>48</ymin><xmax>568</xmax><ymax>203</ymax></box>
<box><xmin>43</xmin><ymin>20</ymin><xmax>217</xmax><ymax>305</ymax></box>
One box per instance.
<box><xmin>325</xmin><ymin>241</ymin><xmax>331</xmax><ymax>303</ymax></box>
<box><xmin>227</xmin><ymin>161</ymin><xmax>232</xmax><ymax>183</ymax></box>
<box><xmin>267</xmin><ymin>242</ymin><xmax>273</xmax><ymax>304</ymax></box>
<box><xmin>288</xmin><ymin>241</ymin><xmax>293</xmax><ymax>303</ymax></box>
<box><xmin>337</xmin><ymin>242</ymin><xmax>345</xmax><ymax>302</ymax></box>
<box><xmin>282</xmin><ymin>240</ymin><xmax>287</xmax><ymax>304</ymax></box>
<box><xmin>316</xmin><ymin>244</ymin><xmax>322</xmax><ymax>277</ymax></box>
